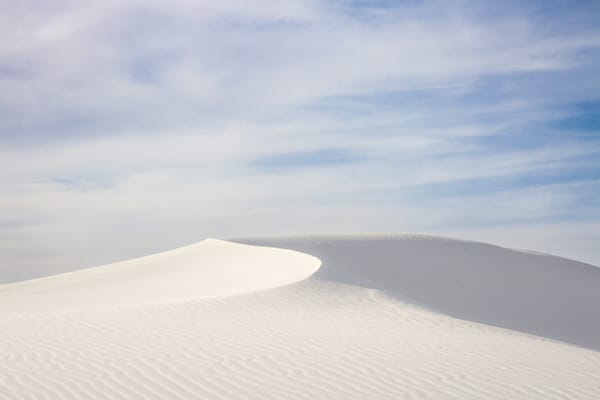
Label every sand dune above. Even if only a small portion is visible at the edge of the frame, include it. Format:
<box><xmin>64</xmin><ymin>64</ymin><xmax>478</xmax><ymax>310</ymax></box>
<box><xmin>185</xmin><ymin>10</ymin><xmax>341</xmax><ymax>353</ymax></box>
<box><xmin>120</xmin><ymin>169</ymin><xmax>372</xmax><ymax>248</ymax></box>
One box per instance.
<box><xmin>0</xmin><ymin>239</ymin><xmax>320</xmax><ymax>314</ymax></box>
<box><xmin>237</xmin><ymin>234</ymin><xmax>600</xmax><ymax>351</ymax></box>
<box><xmin>1</xmin><ymin>235</ymin><xmax>600</xmax><ymax>399</ymax></box>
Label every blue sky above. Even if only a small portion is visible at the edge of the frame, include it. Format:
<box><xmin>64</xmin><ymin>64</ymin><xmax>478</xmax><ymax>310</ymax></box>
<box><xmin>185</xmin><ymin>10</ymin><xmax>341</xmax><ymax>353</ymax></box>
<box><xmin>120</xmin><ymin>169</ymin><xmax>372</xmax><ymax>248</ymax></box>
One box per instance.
<box><xmin>1</xmin><ymin>0</ymin><xmax>599</xmax><ymax>280</ymax></box>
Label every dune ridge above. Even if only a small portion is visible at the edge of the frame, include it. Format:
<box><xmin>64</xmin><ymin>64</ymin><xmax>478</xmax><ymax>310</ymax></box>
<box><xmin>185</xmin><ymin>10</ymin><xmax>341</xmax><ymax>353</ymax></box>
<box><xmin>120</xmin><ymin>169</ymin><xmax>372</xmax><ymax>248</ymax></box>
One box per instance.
<box><xmin>0</xmin><ymin>238</ymin><xmax>320</xmax><ymax>314</ymax></box>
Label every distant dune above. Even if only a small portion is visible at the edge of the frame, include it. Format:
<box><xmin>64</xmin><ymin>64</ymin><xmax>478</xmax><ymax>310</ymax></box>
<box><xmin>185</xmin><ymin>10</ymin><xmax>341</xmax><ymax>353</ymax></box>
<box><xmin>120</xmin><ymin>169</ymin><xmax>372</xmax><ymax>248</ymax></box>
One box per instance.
<box><xmin>1</xmin><ymin>234</ymin><xmax>599</xmax><ymax>399</ymax></box>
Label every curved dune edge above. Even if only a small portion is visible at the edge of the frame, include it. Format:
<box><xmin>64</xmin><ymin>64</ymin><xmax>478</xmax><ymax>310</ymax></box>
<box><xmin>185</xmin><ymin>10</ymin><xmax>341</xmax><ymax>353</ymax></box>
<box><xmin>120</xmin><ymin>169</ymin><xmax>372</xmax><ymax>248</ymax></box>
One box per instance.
<box><xmin>236</xmin><ymin>234</ymin><xmax>600</xmax><ymax>351</ymax></box>
<box><xmin>0</xmin><ymin>239</ymin><xmax>321</xmax><ymax>314</ymax></box>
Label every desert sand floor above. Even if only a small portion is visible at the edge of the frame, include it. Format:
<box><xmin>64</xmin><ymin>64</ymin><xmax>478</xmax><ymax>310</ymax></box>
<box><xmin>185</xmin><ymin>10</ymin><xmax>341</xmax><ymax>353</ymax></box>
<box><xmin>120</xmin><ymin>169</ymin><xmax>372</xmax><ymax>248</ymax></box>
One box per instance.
<box><xmin>1</xmin><ymin>235</ymin><xmax>599</xmax><ymax>399</ymax></box>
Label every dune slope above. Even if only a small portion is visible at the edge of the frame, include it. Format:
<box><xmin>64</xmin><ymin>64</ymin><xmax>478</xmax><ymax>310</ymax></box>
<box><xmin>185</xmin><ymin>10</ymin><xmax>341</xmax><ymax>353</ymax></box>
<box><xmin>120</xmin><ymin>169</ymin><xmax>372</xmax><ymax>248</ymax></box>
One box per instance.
<box><xmin>0</xmin><ymin>239</ymin><xmax>320</xmax><ymax>313</ymax></box>
<box><xmin>1</xmin><ymin>235</ymin><xmax>600</xmax><ymax>400</ymax></box>
<box><xmin>237</xmin><ymin>234</ymin><xmax>600</xmax><ymax>351</ymax></box>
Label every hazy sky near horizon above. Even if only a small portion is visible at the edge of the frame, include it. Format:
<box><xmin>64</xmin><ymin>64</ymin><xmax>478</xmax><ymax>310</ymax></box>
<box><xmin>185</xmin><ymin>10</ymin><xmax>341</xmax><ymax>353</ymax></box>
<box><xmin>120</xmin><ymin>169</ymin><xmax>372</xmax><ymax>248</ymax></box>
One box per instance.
<box><xmin>1</xmin><ymin>0</ymin><xmax>600</xmax><ymax>281</ymax></box>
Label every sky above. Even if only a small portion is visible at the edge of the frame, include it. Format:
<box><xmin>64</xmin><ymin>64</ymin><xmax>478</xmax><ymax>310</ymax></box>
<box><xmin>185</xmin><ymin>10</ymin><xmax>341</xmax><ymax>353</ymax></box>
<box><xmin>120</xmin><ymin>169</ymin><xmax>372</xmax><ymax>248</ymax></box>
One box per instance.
<box><xmin>1</xmin><ymin>0</ymin><xmax>599</xmax><ymax>281</ymax></box>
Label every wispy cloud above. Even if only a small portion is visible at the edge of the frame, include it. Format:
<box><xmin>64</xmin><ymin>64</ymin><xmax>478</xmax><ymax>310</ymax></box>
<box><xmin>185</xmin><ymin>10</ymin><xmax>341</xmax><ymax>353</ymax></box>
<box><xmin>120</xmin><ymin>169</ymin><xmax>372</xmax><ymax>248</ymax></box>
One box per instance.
<box><xmin>1</xmin><ymin>0</ymin><xmax>599</xmax><ymax>280</ymax></box>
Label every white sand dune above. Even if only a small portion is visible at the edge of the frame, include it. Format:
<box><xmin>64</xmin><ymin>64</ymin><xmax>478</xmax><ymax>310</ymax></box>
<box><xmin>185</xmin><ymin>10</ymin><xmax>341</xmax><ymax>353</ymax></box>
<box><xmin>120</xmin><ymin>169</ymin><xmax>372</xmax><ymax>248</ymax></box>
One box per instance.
<box><xmin>1</xmin><ymin>234</ymin><xmax>600</xmax><ymax>399</ymax></box>
<box><xmin>0</xmin><ymin>239</ymin><xmax>320</xmax><ymax>314</ymax></box>
<box><xmin>237</xmin><ymin>234</ymin><xmax>600</xmax><ymax>351</ymax></box>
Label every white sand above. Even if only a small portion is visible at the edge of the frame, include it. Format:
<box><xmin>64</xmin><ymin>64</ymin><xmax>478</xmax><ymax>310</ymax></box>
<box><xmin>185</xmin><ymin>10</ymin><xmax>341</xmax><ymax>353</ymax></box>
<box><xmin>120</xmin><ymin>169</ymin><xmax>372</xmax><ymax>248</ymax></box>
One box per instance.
<box><xmin>0</xmin><ymin>239</ymin><xmax>320</xmax><ymax>314</ymax></box>
<box><xmin>1</xmin><ymin>235</ymin><xmax>599</xmax><ymax>399</ymax></box>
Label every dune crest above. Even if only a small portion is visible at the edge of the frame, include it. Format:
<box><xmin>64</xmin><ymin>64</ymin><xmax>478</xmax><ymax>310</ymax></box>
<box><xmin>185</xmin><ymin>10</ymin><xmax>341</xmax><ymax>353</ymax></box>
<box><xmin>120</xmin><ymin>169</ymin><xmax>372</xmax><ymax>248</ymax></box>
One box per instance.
<box><xmin>0</xmin><ymin>239</ymin><xmax>320</xmax><ymax>314</ymax></box>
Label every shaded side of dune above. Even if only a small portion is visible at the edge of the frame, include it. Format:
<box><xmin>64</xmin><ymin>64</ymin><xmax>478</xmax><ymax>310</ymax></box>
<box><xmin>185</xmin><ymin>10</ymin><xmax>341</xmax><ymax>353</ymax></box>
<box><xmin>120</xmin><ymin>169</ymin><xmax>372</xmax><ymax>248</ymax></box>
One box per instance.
<box><xmin>236</xmin><ymin>234</ymin><xmax>600</xmax><ymax>351</ymax></box>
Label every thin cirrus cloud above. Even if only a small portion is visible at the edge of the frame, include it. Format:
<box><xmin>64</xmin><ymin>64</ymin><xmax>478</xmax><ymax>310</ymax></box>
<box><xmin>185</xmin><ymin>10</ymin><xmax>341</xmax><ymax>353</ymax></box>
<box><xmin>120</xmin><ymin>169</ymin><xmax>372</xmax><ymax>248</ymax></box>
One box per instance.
<box><xmin>1</xmin><ymin>0</ymin><xmax>599</xmax><ymax>281</ymax></box>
